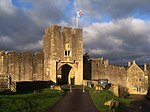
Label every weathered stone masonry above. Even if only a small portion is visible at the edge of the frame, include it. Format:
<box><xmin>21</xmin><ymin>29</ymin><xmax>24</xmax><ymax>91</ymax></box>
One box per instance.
<box><xmin>91</xmin><ymin>58</ymin><xmax>127</xmax><ymax>87</ymax></box>
<box><xmin>43</xmin><ymin>25</ymin><xmax>83</xmax><ymax>85</ymax></box>
<box><xmin>0</xmin><ymin>25</ymin><xmax>83</xmax><ymax>91</ymax></box>
<box><xmin>88</xmin><ymin>58</ymin><xmax>148</xmax><ymax>95</ymax></box>
<box><xmin>0</xmin><ymin>51</ymin><xmax>44</xmax><ymax>91</ymax></box>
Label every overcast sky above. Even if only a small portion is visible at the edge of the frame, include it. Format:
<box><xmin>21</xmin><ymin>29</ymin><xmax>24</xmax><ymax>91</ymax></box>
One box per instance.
<box><xmin>1</xmin><ymin>0</ymin><xmax>150</xmax><ymax>65</ymax></box>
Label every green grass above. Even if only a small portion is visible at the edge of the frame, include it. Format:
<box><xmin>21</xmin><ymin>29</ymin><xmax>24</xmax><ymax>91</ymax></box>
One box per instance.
<box><xmin>0</xmin><ymin>88</ymin><xmax>64</xmax><ymax>112</ymax></box>
<box><xmin>86</xmin><ymin>87</ymin><xmax>132</xmax><ymax>112</ymax></box>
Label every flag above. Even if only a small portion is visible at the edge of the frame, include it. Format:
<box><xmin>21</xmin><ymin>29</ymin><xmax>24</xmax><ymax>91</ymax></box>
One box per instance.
<box><xmin>77</xmin><ymin>10</ymin><xmax>82</xmax><ymax>17</ymax></box>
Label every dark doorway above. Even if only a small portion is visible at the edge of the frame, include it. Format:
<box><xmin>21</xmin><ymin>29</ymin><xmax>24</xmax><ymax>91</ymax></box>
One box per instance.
<box><xmin>70</xmin><ymin>77</ymin><xmax>75</xmax><ymax>85</ymax></box>
<box><xmin>57</xmin><ymin>64</ymin><xmax>72</xmax><ymax>85</ymax></box>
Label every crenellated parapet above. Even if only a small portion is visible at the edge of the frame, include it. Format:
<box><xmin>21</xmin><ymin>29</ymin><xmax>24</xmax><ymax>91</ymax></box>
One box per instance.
<box><xmin>91</xmin><ymin>58</ymin><xmax>127</xmax><ymax>87</ymax></box>
<box><xmin>43</xmin><ymin>25</ymin><xmax>83</xmax><ymax>61</ymax></box>
<box><xmin>0</xmin><ymin>51</ymin><xmax>44</xmax><ymax>84</ymax></box>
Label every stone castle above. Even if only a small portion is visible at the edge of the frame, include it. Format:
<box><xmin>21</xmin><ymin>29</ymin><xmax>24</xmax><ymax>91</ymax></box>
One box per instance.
<box><xmin>84</xmin><ymin>57</ymin><xmax>148</xmax><ymax>95</ymax></box>
<box><xmin>0</xmin><ymin>25</ymin><xmax>149</xmax><ymax>95</ymax></box>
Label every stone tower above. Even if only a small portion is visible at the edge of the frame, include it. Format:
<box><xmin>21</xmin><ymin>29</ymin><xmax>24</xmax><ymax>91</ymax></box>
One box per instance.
<box><xmin>43</xmin><ymin>25</ymin><xmax>83</xmax><ymax>85</ymax></box>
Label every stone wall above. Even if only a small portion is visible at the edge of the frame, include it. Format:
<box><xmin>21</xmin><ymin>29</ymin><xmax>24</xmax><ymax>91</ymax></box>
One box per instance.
<box><xmin>83</xmin><ymin>53</ymin><xmax>91</xmax><ymax>80</ymax></box>
<box><xmin>91</xmin><ymin>58</ymin><xmax>127</xmax><ymax>87</ymax></box>
<box><xmin>33</xmin><ymin>52</ymin><xmax>44</xmax><ymax>81</ymax></box>
<box><xmin>0</xmin><ymin>76</ymin><xmax>9</xmax><ymax>91</ymax></box>
<box><xmin>20</xmin><ymin>52</ymin><xmax>33</xmax><ymax>81</ymax></box>
<box><xmin>0</xmin><ymin>51</ymin><xmax>44</xmax><ymax>91</ymax></box>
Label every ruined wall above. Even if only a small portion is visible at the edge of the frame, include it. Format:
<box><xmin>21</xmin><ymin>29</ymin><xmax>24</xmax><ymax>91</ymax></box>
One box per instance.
<box><xmin>91</xmin><ymin>58</ymin><xmax>127</xmax><ymax>87</ymax></box>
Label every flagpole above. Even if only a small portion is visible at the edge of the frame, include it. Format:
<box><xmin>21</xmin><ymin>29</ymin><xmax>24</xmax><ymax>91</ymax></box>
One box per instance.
<box><xmin>76</xmin><ymin>15</ymin><xmax>78</xmax><ymax>28</ymax></box>
<box><xmin>76</xmin><ymin>10</ymin><xmax>82</xmax><ymax>28</ymax></box>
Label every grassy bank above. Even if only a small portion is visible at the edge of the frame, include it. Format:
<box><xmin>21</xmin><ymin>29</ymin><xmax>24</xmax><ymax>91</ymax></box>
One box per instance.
<box><xmin>0</xmin><ymin>88</ymin><xmax>64</xmax><ymax>112</ymax></box>
<box><xmin>86</xmin><ymin>87</ymin><xmax>132</xmax><ymax>112</ymax></box>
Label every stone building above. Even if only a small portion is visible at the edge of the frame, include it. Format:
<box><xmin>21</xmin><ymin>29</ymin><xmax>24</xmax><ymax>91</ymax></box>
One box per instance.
<box><xmin>43</xmin><ymin>25</ymin><xmax>83</xmax><ymax>85</ymax></box>
<box><xmin>0</xmin><ymin>25</ymin><xmax>83</xmax><ymax>91</ymax></box>
<box><xmin>0</xmin><ymin>25</ymin><xmax>149</xmax><ymax>95</ymax></box>
<box><xmin>84</xmin><ymin>57</ymin><xmax>148</xmax><ymax>95</ymax></box>
<box><xmin>127</xmin><ymin>61</ymin><xmax>148</xmax><ymax>94</ymax></box>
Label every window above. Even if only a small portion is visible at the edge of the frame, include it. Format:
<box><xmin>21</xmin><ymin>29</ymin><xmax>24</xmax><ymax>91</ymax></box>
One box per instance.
<box><xmin>64</xmin><ymin>50</ymin><xmax>71</xmax><ymax>57</ymax></box>
<box><xmin>139</xmin><ymin>78</ymin><xmax>142</xmax><ymax>82</ymax></box>
<box><xmin>137</xmin><ymin>87</ymin><xmax>142</xmax><ymax>92</ymax></box>
<box><xmin>68</xmin><ymin>51</ymin><xmax>70</xmax><ymax>56</ymax></box>
<box><xmin>65</xmin><ymin>51</ymin><xmax>67</xmax><ymax>56</ymax></box>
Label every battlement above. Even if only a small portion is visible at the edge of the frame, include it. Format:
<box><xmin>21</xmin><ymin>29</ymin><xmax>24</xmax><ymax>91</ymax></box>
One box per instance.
<box><xmin>44</xmin><ymin>25</ymin><xmax>82</xmax><ymax>36</ymax></box>
<box><xmin>0</xmin><ymin>50</ymin><xmax>43</xmax><ymax>57</ymax></box>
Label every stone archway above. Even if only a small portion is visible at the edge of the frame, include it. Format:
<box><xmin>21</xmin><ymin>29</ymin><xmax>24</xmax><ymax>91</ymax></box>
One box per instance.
<box><xmin>68</xmin><ymin>68</ymin><xmax>75</xmax><ymax>85</ymax></box>
<box><xmin>57</xmin><ymin>64</ymin><xmax>75</xmax><ymax>85</ymax></box>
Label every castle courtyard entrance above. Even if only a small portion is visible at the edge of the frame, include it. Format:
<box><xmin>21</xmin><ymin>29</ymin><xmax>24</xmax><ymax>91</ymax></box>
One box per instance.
<box><xmin>57</xmin><ymin>64</ymin><xmax>75</xmax><ymax>85</ymax></box>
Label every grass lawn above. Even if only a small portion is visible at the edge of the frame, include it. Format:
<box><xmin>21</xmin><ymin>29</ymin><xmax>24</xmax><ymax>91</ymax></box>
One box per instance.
<box><xmin>86</xmin><ymin>87</ymin><xmax>133</xmax><ymax>112</ymax></box>
<box><xmin>0</xmin><ymin>88</ymin><xmax>64</xmax><ymax>112</ymax></box>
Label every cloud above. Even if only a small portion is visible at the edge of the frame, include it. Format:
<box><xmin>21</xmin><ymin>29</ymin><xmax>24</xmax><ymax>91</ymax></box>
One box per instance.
<box><xmin>23</xmin><ymin>0</ymin><xmax>69</xmax><ymax>26</ymax></box>
<box><xmin>75</xmin><ymin>0</ymin><xmax>150</xmax><ymax>20</ymax></box>
<box><xmin>83</xmin><ymin>18</ymin><xmax>150</xmax><ymax>64</ymax></box>
<box><xmin>0</xmin><ymin>0</ymin><xmax>69</xmax><ymax>52</ymax></box>
<box><xmin>18</xmin><ymin>40</ymin><xmax>43</xmax><ymax>51</ymax></box>
<box><xmin>0</xmin><ymin>0</ymin><xmax>16</xmax><ymax>15</ymax></box>
<box><xmin>0</xmin><ymin>36</ymin><xmax>15</xmax><ymax>50</ymax></box>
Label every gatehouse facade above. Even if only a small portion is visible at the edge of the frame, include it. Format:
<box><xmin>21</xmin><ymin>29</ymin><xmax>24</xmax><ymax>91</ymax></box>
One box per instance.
<box><xmin>43</xmin><ymin>25</ymin><xmax>83</xmax><ymax>85</ymax></box>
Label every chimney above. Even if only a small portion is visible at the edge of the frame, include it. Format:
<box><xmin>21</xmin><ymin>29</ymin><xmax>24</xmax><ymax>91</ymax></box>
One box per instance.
<box><xmin>133</xmin><ymin>60</ymin><xmax>136</xmax><ymax>64</ymax></box>
<box><xmin>128</xmin><ymin>61</ymin><xmax>131</xmax><ymax>67</ymax></box>
<box><xmin>144</xmin><ymin>63</ymin><xmax>147</xmax><ymax>71</ymax></box>
<box><xmin>106</xmin><ymin>60</ymin><xmax>109</xmax><ymax>65</ymax></box>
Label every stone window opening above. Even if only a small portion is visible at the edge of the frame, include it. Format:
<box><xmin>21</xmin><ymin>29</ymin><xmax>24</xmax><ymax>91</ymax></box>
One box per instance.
<box><xmin>65</xmin><ymin>51</ymin><xmax>67</xmax><ymax>56</ymax></box>
<box><xmin>64</xmin><ymin>50</ymin><xmax>71</xmax><ymax>57</ymax></box>
<box><xmin>137</xmin><ymin>87</ymin><xmax>142</xmax><ymax>92</ymax></box>
<box><xmin>68</xmin><ymin>51</ymin><xmax>70</xmax><ymax>56</ymax></box>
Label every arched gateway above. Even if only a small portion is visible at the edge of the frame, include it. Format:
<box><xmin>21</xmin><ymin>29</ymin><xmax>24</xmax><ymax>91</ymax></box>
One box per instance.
<box><xmin>43</xmin><ymin>25</ymin><xmax>83</xmax><ymax>85</ymax></box>
<box><xmin>57</xmin><ymin>64</ymin><xmax>75</xmax><ymax>85</ymax></box>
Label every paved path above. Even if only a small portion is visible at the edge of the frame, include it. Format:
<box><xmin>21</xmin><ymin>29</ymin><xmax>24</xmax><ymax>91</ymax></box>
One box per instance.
<box><xmin>48</xmin><ymin>89</ymin><xmax>100</xmax><ymax>112</ymax></box>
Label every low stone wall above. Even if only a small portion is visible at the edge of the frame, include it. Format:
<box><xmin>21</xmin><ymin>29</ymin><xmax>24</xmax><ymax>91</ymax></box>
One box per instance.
<box><xmin>110</xmin><ymin>84</ymin><xmax>129</xmax><ymax>97</ymax></box>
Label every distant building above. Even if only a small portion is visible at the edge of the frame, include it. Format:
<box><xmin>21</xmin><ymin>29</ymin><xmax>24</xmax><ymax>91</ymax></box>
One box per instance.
<box><xmin>84</xmin><ymin>57</ymin><xmax>148</xmax><ymax>95</ymax></box>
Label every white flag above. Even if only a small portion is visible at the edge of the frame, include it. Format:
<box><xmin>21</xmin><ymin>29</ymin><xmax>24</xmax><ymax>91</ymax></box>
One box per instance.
<box><xmin>77</xmin><ymin>10</ymin><xmax>82</xmax><ymax>17</ymax></box>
